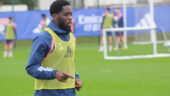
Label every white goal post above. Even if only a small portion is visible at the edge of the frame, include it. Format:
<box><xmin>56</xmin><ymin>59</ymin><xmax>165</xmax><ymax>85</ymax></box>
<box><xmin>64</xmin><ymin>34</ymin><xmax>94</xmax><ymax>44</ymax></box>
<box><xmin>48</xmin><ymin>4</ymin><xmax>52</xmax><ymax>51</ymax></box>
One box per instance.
<box><xmin>103</xmin><ymin>27</ymin><xmax>170</xmax><ymax>60</ymax></box>
<box><xmin>102</xmin><ymin>0</ymin><xmax>170</xmax><ymax>60</ymax></box>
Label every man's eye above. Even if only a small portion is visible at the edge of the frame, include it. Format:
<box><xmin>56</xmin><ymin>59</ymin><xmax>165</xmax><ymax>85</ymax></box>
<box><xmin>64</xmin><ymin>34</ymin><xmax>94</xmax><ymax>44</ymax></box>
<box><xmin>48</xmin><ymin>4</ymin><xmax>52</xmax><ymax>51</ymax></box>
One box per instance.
<box><xmin>64</xmin><ymin>13</ymin><xmax>72</xmax><ymax>16</ymax></box>
<box><xmin>64</xmin><ymin>13</ymin><xmax>68</xmax><ymax>16</ymax></box>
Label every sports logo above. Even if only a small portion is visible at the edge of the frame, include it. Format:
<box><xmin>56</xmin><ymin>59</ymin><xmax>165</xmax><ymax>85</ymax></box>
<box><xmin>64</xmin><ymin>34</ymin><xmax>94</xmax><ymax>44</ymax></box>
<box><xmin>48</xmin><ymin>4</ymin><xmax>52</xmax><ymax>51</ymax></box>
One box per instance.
<box><xmin>64</xmin><ymin>46</ymin><xmax>73</xmax><ymax>57</ymax></box>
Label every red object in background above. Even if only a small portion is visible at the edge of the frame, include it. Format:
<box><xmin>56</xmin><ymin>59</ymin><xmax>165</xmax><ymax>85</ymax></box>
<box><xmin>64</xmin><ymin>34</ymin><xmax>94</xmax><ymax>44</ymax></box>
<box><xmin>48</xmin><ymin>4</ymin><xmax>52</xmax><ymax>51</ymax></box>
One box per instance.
<box><xmin>40</xmin><ymin>20</ymin><xmax>46</xmax><ymax>29</ymax></box>
<box><xmin>0</xmin><ymin>18</ymin><xmax>9</xmax><ymax>24</ymax></box>
<box><xmin>71</xmin><ymin>19</ymin><xmax>74</xmax><ymax>32</ymax></box>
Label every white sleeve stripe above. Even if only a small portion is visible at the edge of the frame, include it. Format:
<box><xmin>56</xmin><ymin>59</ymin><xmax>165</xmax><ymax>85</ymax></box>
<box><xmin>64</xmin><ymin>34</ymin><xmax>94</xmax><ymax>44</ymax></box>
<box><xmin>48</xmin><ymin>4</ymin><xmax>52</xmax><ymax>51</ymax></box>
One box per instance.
<box><xmin>38</xmin><ymin>66</ymin><xmax>54</xmax><ymax>72</ymax></box>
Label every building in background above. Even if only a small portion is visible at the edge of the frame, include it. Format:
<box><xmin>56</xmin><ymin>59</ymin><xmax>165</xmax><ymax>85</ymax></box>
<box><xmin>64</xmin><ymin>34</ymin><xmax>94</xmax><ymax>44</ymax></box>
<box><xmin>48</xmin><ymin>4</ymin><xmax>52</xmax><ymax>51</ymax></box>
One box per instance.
<box><xmin>0</xmin><ymin>5</ymin><xmax>27</xmax><ymax>12</ymax></box>
<box><xmin>0</xmin><ymin>0</ymin><xmax>170</xmax><ymax>11</ymax></box>
<box><xmin>36</xmin><ymin>0</ymin><xmax>84</xmax><ymax>10</ymax></box>
<box><xmin>36</xmin><ymin>0</ymin><xmax>54</xmax><ymax>10</ymax></box>
<box><xmin>35</xmin><ymin>0</ymin><xmax>170</xmax><ymax>10</ymax></box>
<box><xmin>84</xmin><ymin>0</ymin><xmax>170</xmax><ymax>8</ymax></box>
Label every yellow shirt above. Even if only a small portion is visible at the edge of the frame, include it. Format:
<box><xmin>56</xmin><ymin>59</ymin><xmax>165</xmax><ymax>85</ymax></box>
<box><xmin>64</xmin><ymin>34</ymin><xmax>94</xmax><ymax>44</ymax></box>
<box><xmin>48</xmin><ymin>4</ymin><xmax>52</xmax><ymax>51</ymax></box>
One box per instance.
<box><xmin>103</xmin><ymin>13</ymin><xmax>114</xmax><ymax>28</ymax></box>
<box><xmin>5</xmin><ymin>22</ymin><xmax>16</xmax><ymax>40</ymax></box>
<box><xmin>35</xmin><ymin>27</ymin><xmax>76</xmax><ymax>90</ymax></box>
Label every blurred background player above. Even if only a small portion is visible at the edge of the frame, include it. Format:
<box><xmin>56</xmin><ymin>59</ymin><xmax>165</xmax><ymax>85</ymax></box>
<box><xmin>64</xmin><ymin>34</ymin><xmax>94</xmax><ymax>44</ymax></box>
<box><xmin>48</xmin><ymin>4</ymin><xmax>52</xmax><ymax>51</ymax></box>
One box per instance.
<box><xmin>40</xmin><ymin>14</ymin><xmax>50</xmax><ymax>31</ymax></box>
<box><xmin>99</xmin><ymin>7</ymin><xmax>114</xmax><ymax>52</ymax></box>
<box><xmin>114</xmin><ymin>8</ymin><xmax>127</xmax><ymax>50</ymax></box>
<box><xmin>4</xmin><ymin>16</ymin><xmax>16</xmax><ymax>57</ymax></box>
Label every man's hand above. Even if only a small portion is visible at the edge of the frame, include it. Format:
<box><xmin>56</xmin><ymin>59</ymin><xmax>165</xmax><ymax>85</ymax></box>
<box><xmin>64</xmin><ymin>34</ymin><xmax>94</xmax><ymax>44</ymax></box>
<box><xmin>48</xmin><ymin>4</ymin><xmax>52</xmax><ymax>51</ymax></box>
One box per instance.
<box><xmin>75</xmin><ymin>79</ymin><xmax>83</xmax><ymax>91</ymax></box>
<box><xmin>55</xmin><ymin>71</ymin><xmax>73</xmax><ymax>82</ymax></box>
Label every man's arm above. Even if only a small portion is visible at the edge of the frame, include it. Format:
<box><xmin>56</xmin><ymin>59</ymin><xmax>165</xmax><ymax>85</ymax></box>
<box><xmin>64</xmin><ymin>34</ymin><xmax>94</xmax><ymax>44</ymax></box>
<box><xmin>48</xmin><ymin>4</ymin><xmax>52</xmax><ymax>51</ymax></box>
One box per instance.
<box><xmin>13</xmin><ymin>23</ymin><xmax>17</xmax><ymax>39</ymax></box>
<box><xmin>75</xmin><ymin>72</ymin><xmax>83</xmax><ymax>91</ymax></box>
<box><xmin>119</xmin><ymin>16</ymin><xmax>124</xmax><ymax>28</ymax></box>
<box><xmin>112</xmin><ymin>15</ymin><xmax>117</xmax><ymax>28</ymax></box>
<box><xmin>101</xmin><ymin>15</ymin><xmax>106</xmax><ymax>29</ymax></box>
<box><xmin>26</xmin><ymin>34</ymin><xmax>57</xmax><ymax>80</ymax></box>
<box><xmin>75</xmin><ymin>72</ymin><xmax>80</xmax><ymax>79</ymax></box>
<box><xmin>4</xmin><ymin>25</ymin><xmax>6</xmax><ymax>34</ymax></box>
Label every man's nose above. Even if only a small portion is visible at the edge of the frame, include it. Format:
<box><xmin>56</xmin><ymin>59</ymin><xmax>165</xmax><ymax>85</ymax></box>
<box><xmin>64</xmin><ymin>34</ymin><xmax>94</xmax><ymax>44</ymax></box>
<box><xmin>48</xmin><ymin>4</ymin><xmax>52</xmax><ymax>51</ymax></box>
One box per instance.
<box><xmin>68</xmin><ymin>15</ymin><xmax>72</xmax><ymax>20</ymax></box>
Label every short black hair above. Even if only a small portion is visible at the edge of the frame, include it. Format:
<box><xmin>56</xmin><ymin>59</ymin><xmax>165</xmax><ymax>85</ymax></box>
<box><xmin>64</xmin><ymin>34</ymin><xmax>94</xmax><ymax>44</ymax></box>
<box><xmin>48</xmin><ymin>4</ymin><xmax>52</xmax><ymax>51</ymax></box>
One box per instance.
<box><xmin>50</xmin><ymin>0</ymin><xmax>70</xmax><ymax>15</ymax></box>
<box><xmin>106</xmin><ymin>7</ymin><xmax>110</xmax><ymax>11</ymax></box>
<box><xmin>41</xmin><ymin>14</ymin><xmax>46</xmax><ymax>18</ymax></box>
<box><xmin>8</xmin><ymin>16</ymin><xmax>13</xmax><ymax>20</ymax></box>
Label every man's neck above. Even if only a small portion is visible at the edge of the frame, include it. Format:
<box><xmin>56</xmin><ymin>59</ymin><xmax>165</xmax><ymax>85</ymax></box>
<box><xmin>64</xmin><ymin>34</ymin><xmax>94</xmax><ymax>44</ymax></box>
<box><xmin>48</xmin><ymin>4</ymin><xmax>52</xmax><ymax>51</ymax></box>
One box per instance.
<box><xmin>53</xmin><ymin>20</ymin><xmax>59</xmax><ymax>27</ymax></box>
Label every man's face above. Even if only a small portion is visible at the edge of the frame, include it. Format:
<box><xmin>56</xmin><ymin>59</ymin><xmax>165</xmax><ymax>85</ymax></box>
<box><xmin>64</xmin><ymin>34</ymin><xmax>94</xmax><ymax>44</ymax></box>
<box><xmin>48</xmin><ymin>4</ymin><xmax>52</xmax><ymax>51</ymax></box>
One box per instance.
<box><xmin>43</xmin><ymin>16</ymin><xmax>47</xmax><ymax>20</ymax></box>
<box><xmin>115</xmin><ymin>8</ymin><xmax>120</xmax><ymax>13</ymax></box>
<box><xmin>9</xmin><ymin>18</ymin><xmax>13</xmax><ymax>22</ymax></box>
<box><xmin>54</xmin><ymin>5</ymin><xmax>72</xmax><ymax>32</ymax></box>
<box><xmin>106</xmin><ymin>8</ymin><xmax>110</xmax><ymax>13</ymax></box>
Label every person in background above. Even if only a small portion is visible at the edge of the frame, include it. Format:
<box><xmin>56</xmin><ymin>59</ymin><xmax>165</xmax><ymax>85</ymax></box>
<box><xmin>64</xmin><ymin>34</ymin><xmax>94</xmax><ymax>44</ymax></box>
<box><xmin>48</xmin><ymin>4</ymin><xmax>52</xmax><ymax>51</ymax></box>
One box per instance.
<box><xmin>4</xmin><ymin>16</ymin><xmax>16</xmax><ymax>58</ymax></box>
<box><xmin>114</xmin><ymin>8</ymin><xmax>127</xmax><ymax>50</ymax></box>
<box><xmin>40</xmin><ymin>14</ymin><xmax>50</xmax><ymax>30</ymax></box>
<box><xmin>99</xmin><ymin>7</ymin><xmax>114</xmax><ymax>52</ymax></box>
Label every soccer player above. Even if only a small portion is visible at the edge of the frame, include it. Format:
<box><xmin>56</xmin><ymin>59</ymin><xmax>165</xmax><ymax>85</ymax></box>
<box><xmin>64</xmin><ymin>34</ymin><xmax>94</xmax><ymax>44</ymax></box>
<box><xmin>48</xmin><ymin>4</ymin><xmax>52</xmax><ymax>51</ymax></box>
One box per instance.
<box><xmin>99</xmin><ymin>7</ymin><xmax>114</xmax><ymax>52</ymax></box>
<box><xmin>40</xmin><ymin>14</ymin><xmax>50</xmax><ymax>30</ymax></box>
<box><xmin>4</xmin><ymin>16</ymin><xmax>16</xmax><ymax>57</ymax></box>
<box><xmin>26</xmin><ymin>0</ymin><xmax>83</xmax><ymax>96</ymax></box>
<box><xmin>114</xmin><ymin>8</ymin><xmax>127</xmax><ymax>50</ymax></box>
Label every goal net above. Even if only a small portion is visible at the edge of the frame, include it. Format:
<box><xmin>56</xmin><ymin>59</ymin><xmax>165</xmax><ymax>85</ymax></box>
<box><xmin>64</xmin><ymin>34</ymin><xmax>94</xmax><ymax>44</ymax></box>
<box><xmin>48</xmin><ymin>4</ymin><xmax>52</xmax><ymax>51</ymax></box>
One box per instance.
<box><xmin>103</xmin><ymin>0</ymin><xmax>170</xmax><ymax>60</ymax></box>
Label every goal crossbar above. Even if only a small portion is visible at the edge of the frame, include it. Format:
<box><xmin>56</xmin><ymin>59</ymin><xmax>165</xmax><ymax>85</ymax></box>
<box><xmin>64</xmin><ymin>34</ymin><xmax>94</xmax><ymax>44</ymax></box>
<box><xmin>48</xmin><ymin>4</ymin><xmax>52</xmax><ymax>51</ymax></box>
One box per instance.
<box><xmin>103</xmin><ymin>27</ymin><xmax>170</xmax><ymax>60</ymax></box>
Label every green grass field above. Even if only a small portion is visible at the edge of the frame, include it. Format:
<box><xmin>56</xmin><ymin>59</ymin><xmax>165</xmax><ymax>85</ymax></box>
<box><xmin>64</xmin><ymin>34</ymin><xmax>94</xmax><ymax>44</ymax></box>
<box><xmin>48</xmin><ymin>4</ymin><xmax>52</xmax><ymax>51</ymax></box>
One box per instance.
<box><xmin>0</xmin><ymin>39</ymin><xmax>170</xmax><ymax>96</ymax></box>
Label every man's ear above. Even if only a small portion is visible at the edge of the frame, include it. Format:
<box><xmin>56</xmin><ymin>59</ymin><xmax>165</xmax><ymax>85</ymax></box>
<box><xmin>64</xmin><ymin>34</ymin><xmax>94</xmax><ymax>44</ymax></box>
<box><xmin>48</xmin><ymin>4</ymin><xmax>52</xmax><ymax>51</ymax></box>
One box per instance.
<box><xmin>52</xmin><ymin>14</ymin><xmax>58</xmax><ymax>20</ymax></box>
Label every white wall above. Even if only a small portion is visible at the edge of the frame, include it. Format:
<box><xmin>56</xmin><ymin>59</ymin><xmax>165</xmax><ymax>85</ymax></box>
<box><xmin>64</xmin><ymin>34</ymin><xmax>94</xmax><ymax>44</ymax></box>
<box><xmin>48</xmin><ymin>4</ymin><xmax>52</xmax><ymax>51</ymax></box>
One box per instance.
<box><xmin>84</xmin><ymin>0</ymin><xmax>170</xmax><ymax>8</ymax></box>
<box><xmin>99</xmin><ymin>0</ymin><xmax>136</xmax><ymax>5</ymax></box>
<box><xmin>36</xmin><ymin>0</ymin><xmax>170</xmax><ymax>10</ymax></box>
<box><xmin>0</xmin><ymin>5</ymin><xmax>28</xmax><ymax>12</ymax></box>
<box><xmin>37</xmin><ymin>0</ymin><xmax>55</xmax><ymax>10</ymax></box>
<box><xmin>154</xmin><ymin>0</ymin><xmax>170</xmax><ymax>3</ymax></box>
<box><xmin>84</xmin><ymin>0</ymin><xmax>137</xmax><ymax>8</ymax></box>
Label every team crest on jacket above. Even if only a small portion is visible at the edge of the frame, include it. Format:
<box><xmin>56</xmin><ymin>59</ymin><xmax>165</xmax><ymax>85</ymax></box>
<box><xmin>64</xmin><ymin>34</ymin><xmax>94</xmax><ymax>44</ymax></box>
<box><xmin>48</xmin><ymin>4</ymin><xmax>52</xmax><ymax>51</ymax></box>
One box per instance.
<box><xmin>64</xmin><ymin>46</ymin><xmax>73</xmax><ymax>57</ymax></box>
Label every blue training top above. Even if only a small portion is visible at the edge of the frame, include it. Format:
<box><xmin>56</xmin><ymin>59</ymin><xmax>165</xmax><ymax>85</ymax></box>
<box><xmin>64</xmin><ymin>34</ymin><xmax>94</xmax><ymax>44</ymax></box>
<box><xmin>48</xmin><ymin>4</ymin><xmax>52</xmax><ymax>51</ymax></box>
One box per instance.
<box><xmin>26</xmin><ymin>20</ymin><xmax>79</xmax><ymax>96</ymax></box>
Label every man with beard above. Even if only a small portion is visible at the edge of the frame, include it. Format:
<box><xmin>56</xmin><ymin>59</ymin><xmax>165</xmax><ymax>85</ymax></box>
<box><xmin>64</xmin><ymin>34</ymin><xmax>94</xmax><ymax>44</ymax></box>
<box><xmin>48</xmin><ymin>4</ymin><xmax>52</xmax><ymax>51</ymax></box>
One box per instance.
<box><xmin>26</xmin><ymin>0</ymin><xmax>83</xmax><ymax>96</ymax></box>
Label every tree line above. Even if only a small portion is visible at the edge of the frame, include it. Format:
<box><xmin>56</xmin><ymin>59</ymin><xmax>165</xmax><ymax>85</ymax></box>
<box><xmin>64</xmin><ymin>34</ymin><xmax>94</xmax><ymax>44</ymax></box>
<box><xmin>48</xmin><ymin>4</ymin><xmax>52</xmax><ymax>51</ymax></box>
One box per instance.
<box><xmin>2</xmin><ymin>0</ymin><xmax>36</xmax><ymax>10</ymax></box>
